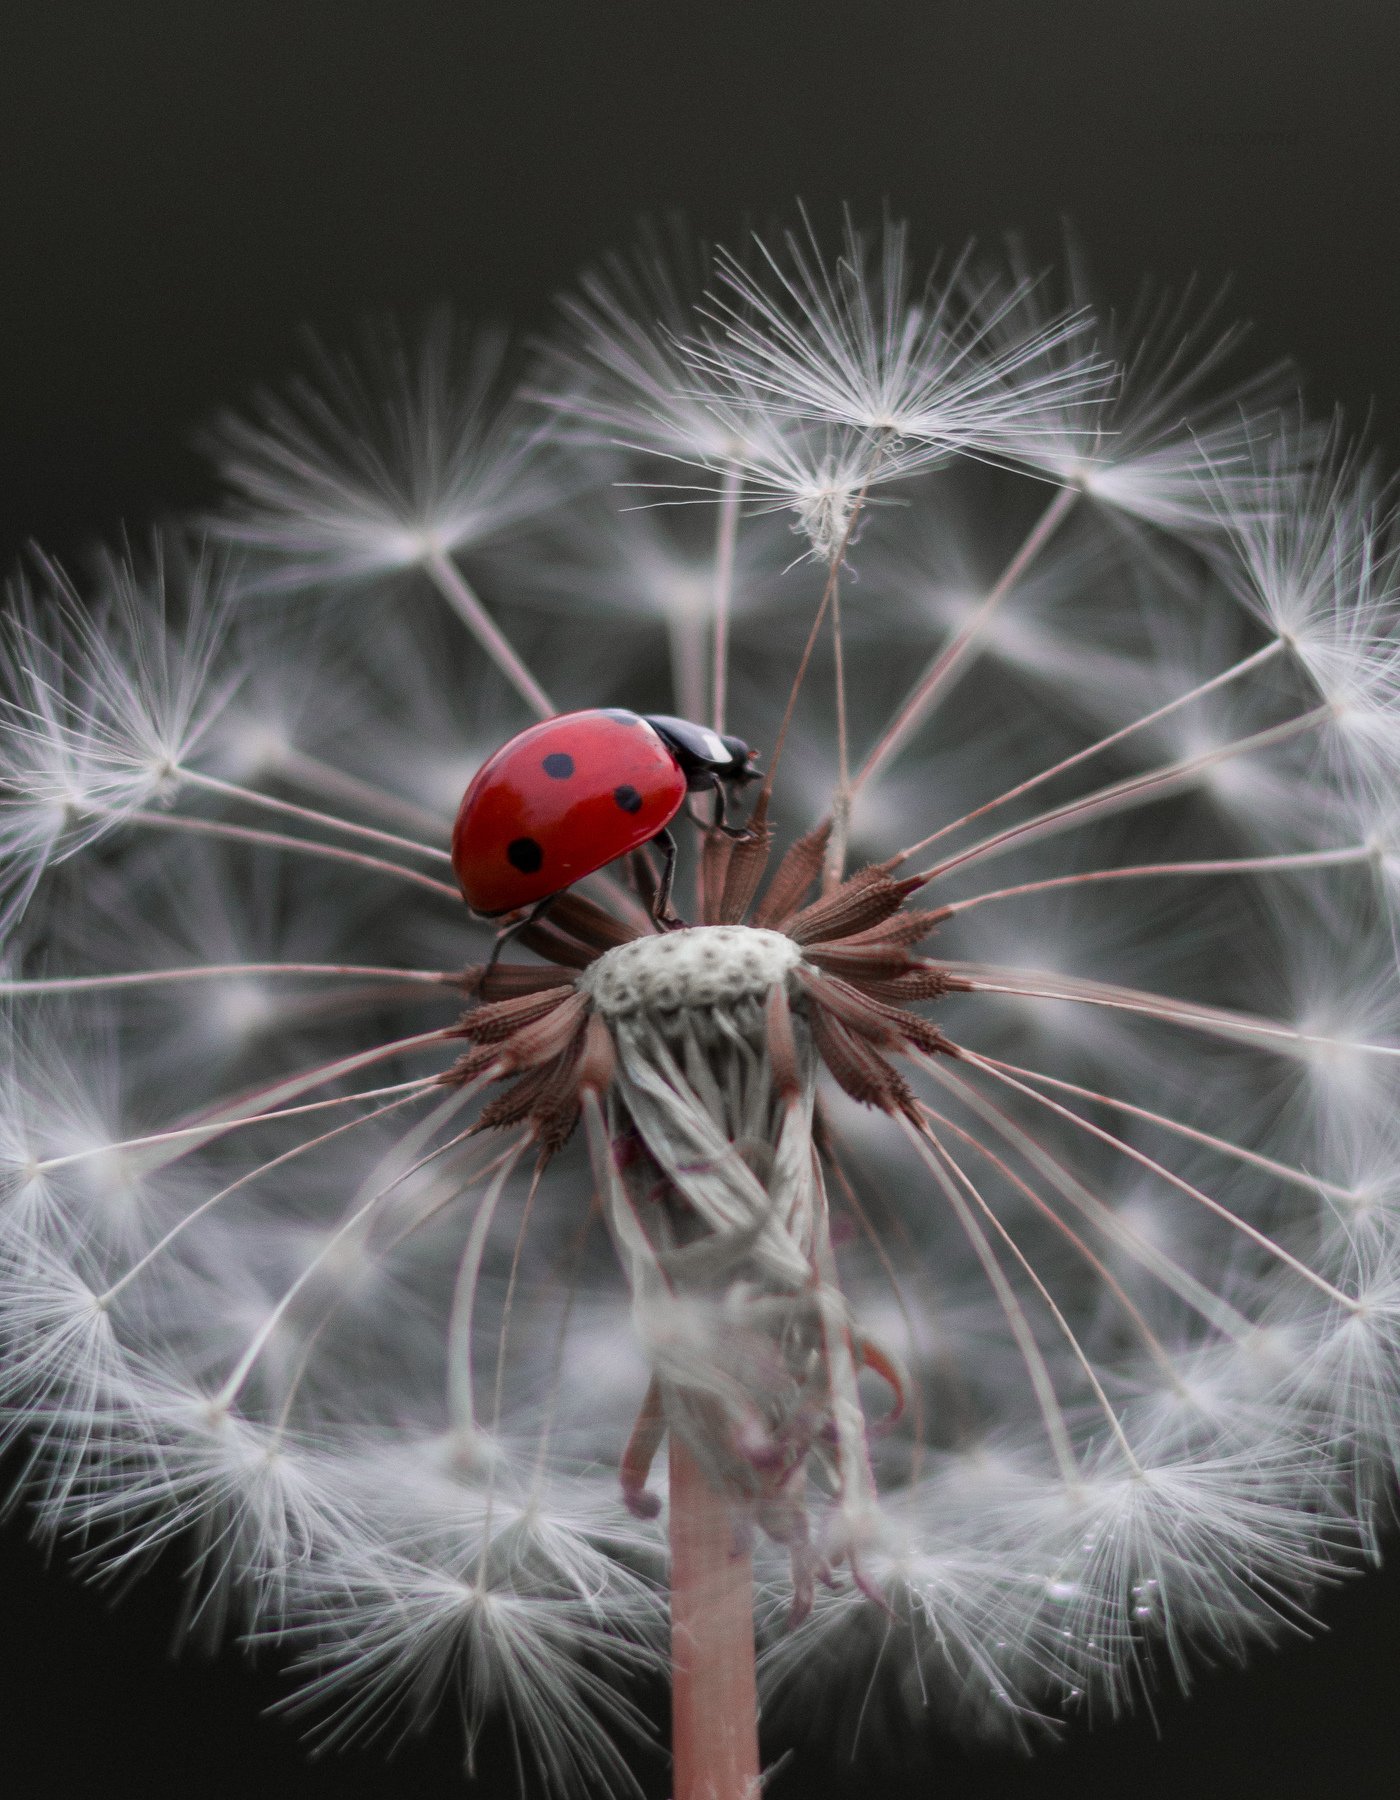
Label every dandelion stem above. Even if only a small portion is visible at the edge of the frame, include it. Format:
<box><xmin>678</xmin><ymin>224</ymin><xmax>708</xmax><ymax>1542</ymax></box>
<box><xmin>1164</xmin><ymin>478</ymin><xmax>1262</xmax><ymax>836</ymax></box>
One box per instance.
<box><xmin>917</xmin><ymin>1052</ymin><xmax>1256</xmax><ymax>1340</ymax></box>
<box><xmin>917</xmin><ymin>1114</ymin><xmax>1145</xmax><ymax>1472</ymax></box>
<box><xmin>0</xmin><ymin>962</ymin><xmax>456</xmax><ymax>997</ymax></box>
<box><xmin>898</xmin><ymin>1112</ymin><xmax>1081</xmax><ymax>1483</ymax></box>
<box><xmin>894</xmin><ymin>638</ymin><xmax>1286</xmax><ymax>862</ymax></box>
<box><xmin>423</xmin><ymin>550</ymin><xmax>555</xmax><ymax>718</ymax></box>
<box><xmin>711</xmin><ymin>464</ymin><xmax>742</xmax><ymax>736</ymax></box>
<box><xmin>947</xmin><ymin>962</ymin><xmax>1400</xmax><ymax>1059</ymax></box>
<box><xmin>119</xmin><ymin>809</ymin><xmax>464</xmax><ymax>900</ymax></box>
<box><xmin>212</xmin><ymin>1084</ymin><xmax>485</xmax><ymax>1411</ymax></box>
<box><xmin>268</xmin><ymin>744</ymin><xmax>451</xmax><ymax>836</ymax></box>
<box><xmin>526</xmin><ymin>1203</ymin><xmax>598</xmax><ymax>1493</ymax></box>
<box><xmin>856</xmin><ymin>481</ymin><xmax>1079</xmax><ymax>790</ymax></box>
<box><xmin>446</xmin><ymin>1141</ymin><xmax>528</xmax><ymax>1438</ymax></box>
<box><xmin>179</xmin><ymin>768</ymin><xmax>453</xmax><ymax>862</ymax></box>
<box><xmin>668</xmin><ymin>1435</ymin><xmax>761</xmax><ymax>1800</ymax></box>
<box><xmin>100</xmin><ymin>1086</ymin><xmax>432</xmax><ymax>1306</ymax></box>
<box><xmin>915</xmin><ymin>1097</ymin><xmax>1182</xmax><ymax>1383</ymax></box>
<box><xmin>823</xmin><ymin>560</ymin><xmax>853</xmax><ymax>893</ymax></box>
<box><xmin>943</xmin><ymin>844</ymin><xmax>1374</xmax><ymax>913</ymax></box>
<box><xmin>919</xmin><ymin>706</ymin><xmax>1329</xmax><ymax>881</ymax></box>
<box><xmin>488</xmin><ymin>1156</ymin><xmax>548</xmax><ymax>1439</ymax></box>
<box><xmin>671</xmin><ymin>607</ymin><xmax>709</xmax><ymax>726</ymax></box>
<box><xmin>761</xmin><ymin>473</ymin><xmax>876</xmax><ymax>810</ymax></box>
<box><xmin>32</xmin><ymin>1071</ymin><xmax>447</xmax><ymax>1174</ymax></box>
<box><xmin>957</xmin><ymin>1049</ymin><xmax>1358</xmax><ymax>1309</ymax></box>
<box><xmin>969</xmin><ymin>1053</ymin><xmax>1359</xmax><ymax>1200</ymax></box>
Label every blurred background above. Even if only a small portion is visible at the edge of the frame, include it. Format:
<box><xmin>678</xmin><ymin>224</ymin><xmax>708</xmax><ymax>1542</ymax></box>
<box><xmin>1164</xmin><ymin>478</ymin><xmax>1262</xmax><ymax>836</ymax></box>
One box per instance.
<box><xmin>3</xmin><ymin>4</ymin><xmax>1399</xmax><ymax>1795</ymax></box>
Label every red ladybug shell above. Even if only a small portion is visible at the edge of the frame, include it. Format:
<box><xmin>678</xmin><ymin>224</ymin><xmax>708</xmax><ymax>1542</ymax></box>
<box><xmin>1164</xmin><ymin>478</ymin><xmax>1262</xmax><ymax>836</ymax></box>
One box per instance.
<box><xmin>452</xmin><ymin>710</ymin><xmax>688</xmax><ymax>915</ymax></box>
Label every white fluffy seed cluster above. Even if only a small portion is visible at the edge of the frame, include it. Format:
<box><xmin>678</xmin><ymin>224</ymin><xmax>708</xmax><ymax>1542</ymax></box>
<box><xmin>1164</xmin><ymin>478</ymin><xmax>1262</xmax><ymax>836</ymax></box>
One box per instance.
<box><xmin>2</xmin><ymin>214</ymin><xmax>1400</xmax><ymax>1791</ymax></box>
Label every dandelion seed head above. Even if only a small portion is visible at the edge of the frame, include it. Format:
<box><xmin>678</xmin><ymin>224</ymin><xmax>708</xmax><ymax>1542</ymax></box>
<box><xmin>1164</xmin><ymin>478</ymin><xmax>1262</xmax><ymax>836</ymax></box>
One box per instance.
<box><xmin>4</xmin><ymin>212</ymin><xmax>1400</xmax><ymax>1790</ymax></box>
<box><xmin>0</xmin><ymin>548</ymin><xmax>237</xmax><ymax>934</ymax></box>
<box><xmin>688</xmin><ymin>216</ymin><xmax>1110</xmax><ymax>461</ymax></box>
<box><xmin>993</xmin><ymin>248</ymin><xmax>1311</xmax><ymax>534</ymax></box>
<box><xmin>206</xmin><ymin>316</ymin><xmax>568</xmax><ymax>589</ymax></box>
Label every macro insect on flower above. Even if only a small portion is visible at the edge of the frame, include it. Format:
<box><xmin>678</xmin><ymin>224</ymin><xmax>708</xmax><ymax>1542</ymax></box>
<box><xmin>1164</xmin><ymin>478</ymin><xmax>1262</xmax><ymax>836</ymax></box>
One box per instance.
<box><xmin>3</xmin><ymin>216</ymin><xmax>1400</xmax><ymax>1798</ymax></box>
<box><xmin>451</xmin><ymin>707</ymin><xmax>759</xmax><ymax>937</ymax></box>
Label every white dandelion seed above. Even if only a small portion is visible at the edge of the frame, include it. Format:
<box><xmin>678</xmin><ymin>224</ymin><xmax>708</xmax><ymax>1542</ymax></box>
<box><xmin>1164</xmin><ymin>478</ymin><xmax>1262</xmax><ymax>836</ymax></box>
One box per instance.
<box><xmin>0</xmin><ymin>544</ymin><xmax>235</xmax><ymax>936</ymax></box>
<box><xmin>3</xmin><ymin>212</ymin><xmax>1400</xmax><ymax>1799</ymax></box>
<box><xmin>206</xmin><ymin>314</ymin><xmax>572</xmax><ymax>718</ymax></box>
<box><xmin>686</xmin><ymin>213</ymin><xmax>1110</xmax><ymax>461</ymax></box>
<box><xmin>986</xmin><ymin>243</ymin><xmax>1317</xmax><ymax>534</ymax></box>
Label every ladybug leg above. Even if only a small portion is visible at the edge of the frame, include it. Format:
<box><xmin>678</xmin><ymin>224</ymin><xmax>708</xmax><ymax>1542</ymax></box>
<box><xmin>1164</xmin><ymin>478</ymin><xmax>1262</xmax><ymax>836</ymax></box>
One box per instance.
<box><xmin>482</xmin><ymin>894</ymin><xmax>558</xmax><ymax>977</ymax></box>
<box><xmin>649</xmin><ymin>825</ymin><xmax>684</xmax><ymax>928</ymax></box>
<box><xmin>709</xmin><ymin>777</ymin><xmax>753</xmax><ymax>841</ymax></box>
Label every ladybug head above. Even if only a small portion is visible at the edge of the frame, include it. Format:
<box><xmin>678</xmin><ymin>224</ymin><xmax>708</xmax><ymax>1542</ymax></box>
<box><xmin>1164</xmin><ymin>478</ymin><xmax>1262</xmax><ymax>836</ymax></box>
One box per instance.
<box><xmin>718</xmin><ymin>733</ymin><xmax>761</xmax><ymax>786</ymax></box>
<box><xmin>642</xmin><ymin>714</ymin><xmax>760</xmax><ymax>790</ymax></box>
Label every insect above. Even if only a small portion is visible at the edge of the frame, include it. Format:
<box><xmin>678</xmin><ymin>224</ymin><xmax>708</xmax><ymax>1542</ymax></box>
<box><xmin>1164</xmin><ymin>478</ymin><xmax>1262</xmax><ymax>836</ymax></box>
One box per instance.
<box><xmin>452</xmin><ymin>708</ymin><xmax>759</xmax><ymax>950</ymax></box>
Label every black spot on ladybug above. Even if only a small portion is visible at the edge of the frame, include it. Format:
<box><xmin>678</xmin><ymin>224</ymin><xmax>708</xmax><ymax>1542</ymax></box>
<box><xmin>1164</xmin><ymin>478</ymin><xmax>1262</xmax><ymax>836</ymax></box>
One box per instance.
<box><xmin>541</xmin><ymin>752</ymin><xmax>575</xmax><ymax>779</ymax></box>
<box><xmin>506</xmin><ymin>837</ymin><xmax>545</xmax><ymax>873</ymax></box>
<box><xmin>613</xmin><ymin>784</ymin><xmax>643</xmax><ymax>814</ymax></box>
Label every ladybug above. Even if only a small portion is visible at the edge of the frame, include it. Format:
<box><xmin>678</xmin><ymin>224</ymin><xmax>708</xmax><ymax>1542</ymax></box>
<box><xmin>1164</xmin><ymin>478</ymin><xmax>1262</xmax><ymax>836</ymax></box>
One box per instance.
<box><xmin>452</xmin><ymin>709</ymin><xmax>759</xmax><ymax>945</ymax></box>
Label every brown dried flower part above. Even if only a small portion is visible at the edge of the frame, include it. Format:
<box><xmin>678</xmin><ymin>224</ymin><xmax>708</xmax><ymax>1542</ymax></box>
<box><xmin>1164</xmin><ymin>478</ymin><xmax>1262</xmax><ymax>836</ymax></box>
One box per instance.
<box><xmin>443</xmin><ymin>819</ymin><xmax>965</xmax><ymax>1152</ymax></box>
<box><xmin>437</xmin><ymin>819</ymin><xmax>970</xmax><ymax>1591</ymax></box>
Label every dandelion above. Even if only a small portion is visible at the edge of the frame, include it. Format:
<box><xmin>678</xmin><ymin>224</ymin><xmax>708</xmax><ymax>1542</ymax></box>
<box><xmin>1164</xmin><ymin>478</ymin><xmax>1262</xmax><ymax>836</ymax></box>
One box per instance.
<box><xmin>3</xmin><ymin>214</ymin><xmax>1400</xmax><ymax>1798</ymax></box>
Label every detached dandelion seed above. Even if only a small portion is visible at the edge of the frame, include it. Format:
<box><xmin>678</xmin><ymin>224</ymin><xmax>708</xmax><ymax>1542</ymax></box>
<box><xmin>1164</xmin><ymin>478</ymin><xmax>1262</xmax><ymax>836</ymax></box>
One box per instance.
<box><xmin>4</xmin><ymin>214</ymin><xmax>1400</xmax><ymax>1798</ymax></box>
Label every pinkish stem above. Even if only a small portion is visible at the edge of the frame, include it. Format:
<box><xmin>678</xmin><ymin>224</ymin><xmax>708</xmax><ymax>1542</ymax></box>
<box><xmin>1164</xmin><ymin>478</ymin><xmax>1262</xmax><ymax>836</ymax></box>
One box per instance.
<box><xmin>669</xmin><ymin>1437</ymin><xmax>761</xmax><ymax>1800</ymax></box>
